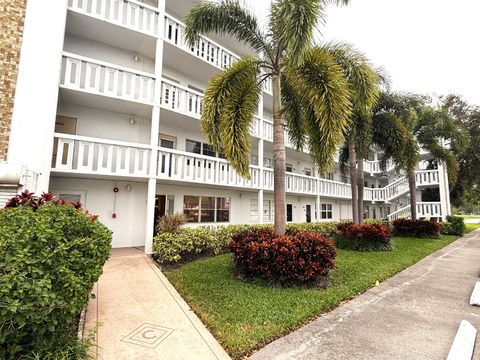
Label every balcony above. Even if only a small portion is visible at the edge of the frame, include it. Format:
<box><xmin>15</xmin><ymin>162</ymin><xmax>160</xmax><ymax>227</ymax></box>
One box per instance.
<box><xmin>163</xmin><ymin>13</ymin><xmax>273</xmax><ymax>94</ymax></box>
<box><xmin>60</xmin><ymin>52</ymin><xmax>156</xmax><ymax>105</ymax></box>
<box><xmin>52</xmin><ymin>133</ymin><xmax>151</xmax><ymax>178</ymax></box>
<box><xmin>68</xmin><ymin>0</ymin><xmax>159</xmax><ymax>37</ymax></box>
<box><xmin>388</xmin><ymin>202</ymin><xmax>442</xmax><ymax>221</ymax></box>
<box><xmin>157</xmin><ymin>148</ymin><xmax>260</xmax><ymax>189</ymax></box>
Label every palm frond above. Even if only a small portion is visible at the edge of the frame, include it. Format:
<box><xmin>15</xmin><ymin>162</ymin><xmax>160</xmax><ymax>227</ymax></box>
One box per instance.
<box><xmin>280</xmin><ymin>73</ymin><xmax>307</xmax><ymax>151</ymax></box>
<box><xmin>270</xmin><ymin>0</ymin><xmax>324</xmax><ymax>65</ymax></box>
<box><xmin>321</xmin><ymin>42</ymin><xmax>380</xmax><ymax>114</ymax></box>
<box><xmin>200</xmin><ymin>56</ymin><xmax>261</xmax><ymax>178</ymax></box>
<box><xmin>285</xmin><ymin>47</ymin><xmax>352</xmax><ymax>173</ymax></box>
<box><xmin>184</xmin><ymin>0</ymin><xmax>270</xmax><ymax>58</ymax></box>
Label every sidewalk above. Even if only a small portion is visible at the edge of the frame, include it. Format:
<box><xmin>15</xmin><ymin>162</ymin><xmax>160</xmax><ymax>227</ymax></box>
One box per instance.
<box><xmin>84</xmin><ymin>248</ymin><xmax>230</xmax><ymax>360</ymax></box>
<box><xmin>249</xmin><ymin>229</ymin><xmax>480</xmax><ymax>360</ymax></box>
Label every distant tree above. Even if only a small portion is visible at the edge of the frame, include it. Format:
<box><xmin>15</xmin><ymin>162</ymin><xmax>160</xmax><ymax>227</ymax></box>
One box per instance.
<box><xmin>440</xmin><ymin>94</ymin><xmax>480</xmax><ymax>209</ymax></box>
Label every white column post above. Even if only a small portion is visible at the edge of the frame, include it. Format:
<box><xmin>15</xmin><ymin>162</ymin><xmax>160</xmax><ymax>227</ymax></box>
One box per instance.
<box><xmin>8</xmin><ymin>0</ymin><xmax>69</xmax><ymax>193</ymax></box>
<box><xmin>316</xmin><ymin>193</ymin><xmax>321</xmax><ymax>222</ymax></box>
<box><xmin>437</xmin><ymin>162</ymin><xmax>450</xmax><ymax>220</ymax></box>
<box><xmin>257</xmin><ymin>95</ymin><xmax>264</xmax><ymax>224</ymax></box>
<box><xmin>145</xmin><ymin>1</ymin><xmax>165</xmax><ymax>253</ymax></box>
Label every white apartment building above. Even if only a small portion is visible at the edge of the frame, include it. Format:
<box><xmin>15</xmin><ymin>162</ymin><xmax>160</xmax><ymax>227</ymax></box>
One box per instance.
<box><xmin>0</xmin><ymin>0</ymin><xmax>451</xmax><ymax>251</ymax></box>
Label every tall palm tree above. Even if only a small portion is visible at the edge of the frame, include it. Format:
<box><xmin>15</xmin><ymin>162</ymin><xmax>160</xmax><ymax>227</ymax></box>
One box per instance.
<box><xmin>185</xmin><ymin>0</ymin><xmax>378</xmax><ymax>235</ymax></box>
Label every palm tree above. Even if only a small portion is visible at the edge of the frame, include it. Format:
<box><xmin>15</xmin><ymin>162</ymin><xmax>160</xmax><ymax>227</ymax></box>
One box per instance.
<box><xmin>185</xmin><ymin>0</ymin><xmax>378</xmax><ymax>234</ymax></box>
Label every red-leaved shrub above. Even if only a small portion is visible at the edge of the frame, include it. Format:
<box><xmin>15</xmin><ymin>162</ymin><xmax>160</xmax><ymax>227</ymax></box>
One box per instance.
<box><xmin>228</xmin><ymin>228</ymin><xmax>336</xmax><ymax>283</ymax></box>
<box><xmin>392</xmin><ymin>219</ymin><xmax>441</xmax><ymax>238</ymax></box>
<box><xmin>336</xmin><ymin>223</ymin><xmax>392</xmax><ymax>251</ymax></box>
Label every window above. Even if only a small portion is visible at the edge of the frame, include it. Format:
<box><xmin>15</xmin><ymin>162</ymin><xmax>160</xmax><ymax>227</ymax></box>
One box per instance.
<box><xmin>287</xmin><ymin>204</ymin><xmax>293</xmax><ymax>222</ymax></box>
<box><xmin>186</xmin><ymin>139</ymin><xmax>201</xmax><ymax>154</ymax></box>
<box><xmin>186</xmin><ymin>140</ymin><xmax>225</xmax><ymax>158</ymax></box>
<box><xmin>251</xmin><ymin>154</ymin><xmax>259</xmax><ymax>166</ymax></box>
<box><xmin>286</xmin><ymin>163</ymin><xmax>293</xmax><ymax>172</ymax></box>
<box><xmin>321</xmin><ymin>203</ymin><xmax>333</xmax><ymax>219</ymax></box>
<box><xmin>202</xmin><ymin>143</ymin><xmax>216</xmax><ymax>157</ymax></box>
<box><xmin>251</xmin><ymin>199</ymin><xmax>273</xmax><ymax>222</ymax></box>
<box><xmin>216</xmin><ymin>197</ymin><xmax>230</xmax><ymax>222</ymax></box>
<box><xmin>264</xmin><ymin>157</ymin><xmax>272</xmax><ymax>168</ymax></box>
<box><xmin>326</xmin><ymin>172</ymin><xmax>335</xmax><ymax>181</ymax></box>
<box><xmin>304</xmin><ymin>167</ymin><xmax>312</xmax><ymax>176</ymax></box>
<box><xmin>184</xmin><ymin>196</ymin><xmax>230</xmax><ymax>223</ymax></box>
<box><xmin>200</xmin><ymin>196</ymin><xmax>215</xmax><ymax>222</ymax></box>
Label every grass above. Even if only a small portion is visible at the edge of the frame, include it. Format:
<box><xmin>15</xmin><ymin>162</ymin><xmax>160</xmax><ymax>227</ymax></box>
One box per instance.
<box><xmin>465</xmin><ymin>223</ymin><xmax>480</xmax><ymax>233</ymax></box>
<box><xmin>166</xmin><ymin>235</ymin><xmax>460</xmax><ymax>359</ymax></box>
<box><xmin>457</xmin><ymin>214</ymin><xmax>480</xmax><ymax>219</ymax></box>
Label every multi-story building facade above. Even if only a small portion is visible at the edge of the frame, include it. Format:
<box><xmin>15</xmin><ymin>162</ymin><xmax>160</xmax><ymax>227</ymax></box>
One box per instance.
<box><xmin>0</xmin><ymin>0</ymin><xmax>451</xmax><ymax>251</ymax></box>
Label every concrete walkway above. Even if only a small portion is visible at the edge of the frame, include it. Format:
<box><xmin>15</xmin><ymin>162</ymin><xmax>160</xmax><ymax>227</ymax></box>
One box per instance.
<box><xmin>250</xmin><ymin>229</ymin><xmax>480</xmax><ymax>360</ymax></box>
<box><xmin>84</xmin><ymin>248</ymin><xmax>230</xmax><ymax>360</ymax></box>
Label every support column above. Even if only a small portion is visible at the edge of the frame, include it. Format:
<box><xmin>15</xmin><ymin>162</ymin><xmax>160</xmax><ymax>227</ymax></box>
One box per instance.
<box><xmin>316</xmin><ymin>193</ymin><xmax>321</xmax><ymax>222</ymax></box>
<box><xmin>258</xmin><ymin>189</ymin><xmax>264</xmax><ymax>224</ymax></box>
<box><xmin>438</xmin><ymin>162</ymin><xmax>450</xmax><ymax>219</ymax></box>
<box><xmin>145</xmin><ymin>3</ymin><xmax>165</xmax><ymax>253</ymax></box>
<box><xmin>257</xmin><ymin>92</ymin><xmax>265</xmax><ymax>224</ymax></box>
<box><xmin>8</xmin><ymin>0</ymin><xmax>69</xmax><ymax>192</ymax></box>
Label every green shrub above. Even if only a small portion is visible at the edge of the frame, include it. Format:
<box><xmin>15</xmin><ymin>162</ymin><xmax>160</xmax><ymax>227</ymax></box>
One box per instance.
<box><xmin>286</xmin><ymin>222</ymin><xmax>338</xmax><ymax>237</ymax></box>
<box><xmin>0</xmin><ymin>197</ymin><xmax>111</xmax><ymax>359</ymax></box>
<box><xmin>440</xmin><ymin>215</ymin><xmax>465</xmax><ymax>236</ymax></box>
<box><xmin>155</xmin><ymin>213</ymin><xmax>187</xmax><ymax>234</ymax></box>
<box><xmin>152</xmin><ymin>223</ymin><xmax>338</xmax><ymax>265</ymax></box>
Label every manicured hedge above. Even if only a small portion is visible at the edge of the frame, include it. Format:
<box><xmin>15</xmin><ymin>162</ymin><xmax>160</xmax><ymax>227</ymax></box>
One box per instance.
<box><xmin>229</xmin><ymin>228</ymin><xmax>336</xmax><ymax>283</ymax></box>
<box><xmin>440</xmin><ymin>215</ymin><xmax>465</xmax><ymax>236</ymax></box>
<box><xmin>152</xmin><ymin>222</ymin><xmax>337</xmax><ymax>264</ymax></box>
<box><xmin>392</xmin><ymin>219</ymin><xmax>441</xmax><ymax>238</ymax></box>
<box><xmin>336</xmin><ymin>222</ymin><xmax>393</xmax><ymax>251</ymax></box>
<box><xmin>0</xmin><ymin>192</ymin><xmax>111</xmax><ymax>359</ymax></box>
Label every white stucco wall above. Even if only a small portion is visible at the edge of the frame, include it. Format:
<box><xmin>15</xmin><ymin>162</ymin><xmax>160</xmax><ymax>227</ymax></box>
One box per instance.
<box><xmin>49</xmin><ymin>177</ymin><xmax>148</xmax><ymax>248</ymax></box>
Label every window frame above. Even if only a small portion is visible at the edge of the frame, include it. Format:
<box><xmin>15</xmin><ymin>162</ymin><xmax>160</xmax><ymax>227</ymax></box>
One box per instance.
<box><xmin>183</xmin><ymin>195</ymin><xmax>231</xmax><ymax>223</ymax></box>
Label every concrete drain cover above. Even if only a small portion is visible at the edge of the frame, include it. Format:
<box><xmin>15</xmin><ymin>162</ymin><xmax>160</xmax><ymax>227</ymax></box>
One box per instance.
<box><xmin>121</xmin><ymin>323</ymin><xmax>174</xmax><ymax>349</ymax></box>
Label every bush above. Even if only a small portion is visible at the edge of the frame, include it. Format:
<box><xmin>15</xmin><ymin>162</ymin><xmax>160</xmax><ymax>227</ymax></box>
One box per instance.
<box><xmin>0</xmin><ymin>191</ymin><xmax>111</xmax><ymax>359</ymax></box>
<box><xmin>228</xmin><ymin>228</ymin><xmax>336</xmax><ymax>283</ymax></box>
<box><xmin>440</xmin><ymin>215</ymin><xmax>465</xmax><ymax>236</ymax></box>
<box><xmin>392</xmin><ymin>219</ymin><xmax>441</xmax><ymax>238</ymax></box>
<box><xmin>152</xmin><ymin>222</ymin><xmax>338</xmax><ymax>265</ymax></box>
<box><xmin>336</xmin><ymin>223</ymin><xmax>393</xmax><ymax>251</ymax></box>
<box><xmin>155</xmin><ymin>213</ymin><xmax>187</xmax><ymax>234</ymax></box>
<box><xmin>286</xmin><ymin>222</ymin><xmax>338</xmax><ymax>237</ymax></box>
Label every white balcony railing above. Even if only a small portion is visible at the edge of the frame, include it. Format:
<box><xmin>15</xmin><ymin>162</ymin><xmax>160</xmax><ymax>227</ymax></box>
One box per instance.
<box><xmin>157</xmin><ymin>148</ymin><xmax>260</xmax><ymax>189</ymax></box>
<box><xmin>365</xmin><ymin>170</ymin><xmax>440</xmax><ymax>202</ymax></box>
<box><xmin>163</xmin><ymin>13</ymin><xmax>273</xmax><ymax>95</ymax></box>
<box><xmin>164</xmin><ymin>14</ymin><xmax>238</xmax><ymax>70</ymax></box>
<box><xmin>52</xmin><ymin>133</ymin><xmax>151</xmax><ymax>177</ymax></box>
<box><xmin>60</xmin><ymin>52</ymin><xmax>155</xmax><ymax>104</ymax></box>
<box><xmin>68</xmin><ymin>0</ymin><xmax>159</xmax><ymax>36</ymax></box>
<box><xmin>364</xmin><ymin>159</ymin><xmax>395</xmax><ymax>174</ymax></box>
<box><xmin>388</xmin><ymin>202</ymin><xmax>442</xmax><ymax>221</ymax></box>
<box><xmin>160</xmin><ymin>79</ymin><xmax>203</xmax><ymax>118</ymax></box>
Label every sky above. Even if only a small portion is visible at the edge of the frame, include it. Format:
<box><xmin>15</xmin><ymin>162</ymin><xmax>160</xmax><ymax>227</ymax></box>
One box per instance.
<box><xmin>247</xmin><ymin>0</ymin><xmax>480</xmax><ymax>106</ymax></box>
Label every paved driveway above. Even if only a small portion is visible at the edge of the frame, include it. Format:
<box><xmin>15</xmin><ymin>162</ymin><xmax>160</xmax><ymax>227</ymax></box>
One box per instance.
<box><xmin>84</xmin><ymin>248</ymin><xmax>230</xmax><ymax>360</ymax></box>
<box><xmin>250</xmin><ymin>230</ymin><xmax>480</xmax><ymax>360</ymax></box>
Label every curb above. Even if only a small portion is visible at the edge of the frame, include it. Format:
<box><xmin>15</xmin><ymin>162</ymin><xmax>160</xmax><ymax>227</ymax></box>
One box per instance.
<box><xmin>447</xmin><ymin>320</ymin><xmax>477</xmax><ymax>360</ymax></box>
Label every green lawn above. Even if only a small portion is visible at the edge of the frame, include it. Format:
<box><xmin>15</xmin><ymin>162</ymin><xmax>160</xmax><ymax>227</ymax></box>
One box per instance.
<box><xmin>458</xmin><ymin>214</ymin><xmax>480</xmax><ymax>219</ymax></box>
<box><xmin>166</xmin><ymin>235</ymin><xmax>460</xmax><ymax>359</ymax></box>
<box><xmin>465</xmin><ymin>223</ymin><xmax>480</xmax><ymax>233</ymax></box>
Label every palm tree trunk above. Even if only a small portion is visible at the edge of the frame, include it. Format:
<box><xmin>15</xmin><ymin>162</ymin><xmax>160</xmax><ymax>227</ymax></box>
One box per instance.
<box><xmin>349</xmin><ymin>143</ymin><xmax>359</xmax><ymax>224</ymax></box>
<box><xmin>357</xmin><ymin>155</ymin><xmax>364</xmax><ymax>224</ymax></box>
<box><xmin>272</xmin><ymin>72</ymin><xmax>286</xmax><ymax>235</ymax></box>
<box><xmin>408</xmin><ymin>168</ymin><xmax>417</xmax><ymax>219</ymax></box>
